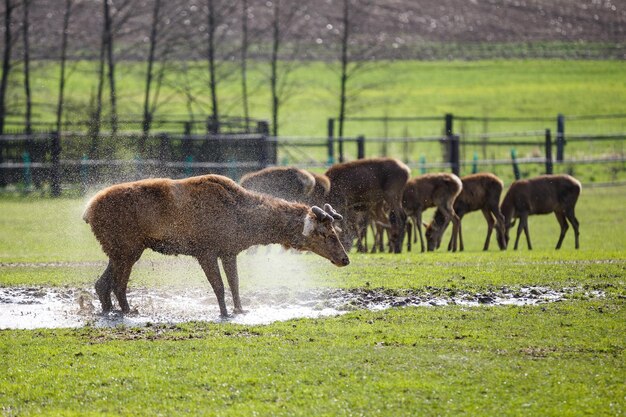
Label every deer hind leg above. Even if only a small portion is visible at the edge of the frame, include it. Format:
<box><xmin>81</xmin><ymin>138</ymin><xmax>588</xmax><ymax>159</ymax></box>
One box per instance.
<box><xmin>440</xmin><ymin>205</ymin><xmax>460</xmax><ymax>252</ymax></box>
<box><xmin>405</xmin><ymin>220</ymin><xmax>412</xmax><ymax>252</ymax></box>
<box><xmin>197</xmin><ymin>254</ymin><xmax>228</xmax><ymax>317</ymax></box>
<box><xmin>450</xmin><ymin>213</ymin><xmax>461</xmax><ymax>252</ymax></box>
<box><xmin>481</xmin><ymin>209</ymin><xmax>495</xmax><ymax>251</ymax></box>
<box><xmin>95</xmin><ymin>261</ymin><xmax>115</xmax><ymax>313</ymax></box>
<box><xmin>490</xmin><ymin>203</ymin><xmax>507</xmax><ymax>250</ymax></box>
<box><xmin>457</xmin><ymin>215</ymin><xmax>464</xmax><ymax>252</ymax></box>
<box><xmin>513</xmin><ymin>214</ymin><xmax>527</xmax><ymax>250</ymax></box>
<box><xmin>221</xmin><ymin>255</ymin><xmax>245</xmax><ymax>314</ymax></box>
<box><xmin>110</xmin><ymin>252</ymin><xmax>141</xmax><ymax>314</ymax></box>
<box><xmin>564</xmin><ymin>207</ymin><xmax>580</xmax><ymax>249</ymax></box>
<box><xmin>521</xmin><ymin>214</ymin><xmax>532</xmax><ymax>250</ymax></box>
<box><xmin>554</xmin><ymin>211</ymin><xmax>569</xmax><ymax>250</ymax></box>
<box><xmin>414</xmin><ymin>212</ymin><xmax>426</xmax><ymax>253</ymax></box>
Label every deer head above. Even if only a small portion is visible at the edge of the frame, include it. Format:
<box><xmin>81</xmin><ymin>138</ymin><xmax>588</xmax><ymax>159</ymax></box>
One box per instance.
<box><xmin>301</xmin><ymin>204</ymin><xmax>350</xmax><ymax>267</ymax></box>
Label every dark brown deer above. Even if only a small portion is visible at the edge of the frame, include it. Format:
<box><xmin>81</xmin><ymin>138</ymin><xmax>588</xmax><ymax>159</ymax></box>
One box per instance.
<box><xmin>402</xmin><ymin>173</ymin><xmax>463</xmax><ymax>252</ymax></box>
<box><xmin>425</xmin><ymin>173</ymin><xmax>506</xmax><ymax>251</ymax></box>
<box><xmin>497</xmin><ymin>174</ymin><xmax>581</xmax><ymax>250</ymax></box>
<box><xmin>325</xmin><ymin>157</ymin><xmax>411</xmax><ymax>253</ymax></box>
<box><xmin>83</xmin><ymin>175</ymin><xmax>349</xmax><ymax>317</ymax></box>
<box><xmin>239</xmin><ymin>166</ymin><xmax>316</xmax><ymax>202</ymax></box>
<box><xmin>305</xmin><ymin>171</ymin><xmax>331</xmax><ymax>207</ymax></box>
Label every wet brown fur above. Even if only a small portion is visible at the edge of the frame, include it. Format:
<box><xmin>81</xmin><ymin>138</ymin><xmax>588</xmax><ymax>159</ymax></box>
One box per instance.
<box><xmin>83</xmin><ymin>174</ymin><xmax>349</xmax><ymax>316</ymax></box>
<box><xmin>239</xmin><ymin>166</ymin><xmax>315</xmax><ymax>202</ymax></box>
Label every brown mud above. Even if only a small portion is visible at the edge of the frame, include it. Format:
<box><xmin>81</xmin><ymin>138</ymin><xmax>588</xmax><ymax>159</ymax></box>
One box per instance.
<box><xmin>0</xmin><ymin>285</ymin><xmax>605</xmax><ymax>330</ymax></box>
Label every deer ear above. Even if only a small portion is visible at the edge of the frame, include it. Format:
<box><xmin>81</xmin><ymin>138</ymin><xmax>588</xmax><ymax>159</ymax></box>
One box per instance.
<box><xmin>303</xmin><ymin>214</ymin><xmax>315</xmax><ymax>237</ymax></box>
<box><xmin>423</xmin><ymin>222</ymin><xmax>428</xmax><ymax>228</ymax></box>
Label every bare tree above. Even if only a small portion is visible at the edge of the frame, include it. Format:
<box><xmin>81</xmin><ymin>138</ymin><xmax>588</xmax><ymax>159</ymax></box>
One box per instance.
<box><xmin>240</xmin><ymin>0</ymin><xmax>249</xmax><ymax>129</ymax></box>
<box><xmin>267</xmin><ymin>0</ymin><xmax>308</xmax><ymax>137</ymax></box>
<box><xmin>88</xmin><ymin>2</ymin><xmax>106</xmax><ymax>157</ymax></box>
<box><xmin>21</xmin><ymin>0</ymin><xmax>31</xmax><ymax>134</ymax></box>
<box><xmin>103</xmin><ymin>0</ymin><xmax>116</xmax><ymax>134</ymax></box>
<box><xmin>139</xmin><ymin>0</ymin><xmax>161</xmax><ymax>153</ymax></box>
<box><xmin>55</xmin><ymin>0</ymin><xmax>72</xmax><ymax>135</ymax></box>
<box><xmin>0</xmin><ymin>0</ymin><xmax>16</xmax><ymax>135</ymax></box>
<box><xmin>207</xmin><ymin>0</ymin><xmax>219</xmax><ymax>132</ymax></box>
<box><xmin>332</xmin><ymin>0</ymin><xmax>394</xmax><ymax>138</ymax></box>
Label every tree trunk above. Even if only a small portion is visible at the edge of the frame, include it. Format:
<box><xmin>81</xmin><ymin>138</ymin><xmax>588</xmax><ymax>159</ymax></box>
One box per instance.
<box><xmin>22</xmin><ymin>0</ymin><xmax>32</xmax><ymax>134</ymax></box>
<box><xmin>55</xmin><ymin>0</ymin><xmax>72</xmax><ymax>135</ymax></box>
<box><xmin>240</xmin><ymin>0</ymin><xmax>249</xmax><ymax>130</ymax></box>
<box><xmin>0</xmin><ymin>0</ymin><xmax>15</xmax><ymax>135</ymax></box>
<box><xmin>338</xmin><ymin>0</ymin><xmax>349</xmax><ymax>139</ymax></box>
<box><xmin>89</xmin><ymin>1</ymin><xmax>107</xmax><ymax>158</ymax></box>
<box><xmin>104</xmin><ymin>0</ymin><xmax>117</xmax><ymax>134</ymax></box>
<box><xmin>207</xmin><ymin>0</ymin><xmax>219</xmax><ymax>133</ymax></box>
<box><xmin>270</xmin><ymin>0</ymin><xmax>280</xmax><ymax>137</ymax></box>
<box><xmin>140</xmin><ymin>0</ymin><xmax>161</xmax><ymax>154</ymax></box>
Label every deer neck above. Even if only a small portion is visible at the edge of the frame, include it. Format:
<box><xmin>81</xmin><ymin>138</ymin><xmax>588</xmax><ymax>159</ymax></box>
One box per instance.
<box><xmin>253</xmin><ymin>199</ymin><xmax>309</xmax><ymax>249</ymax></box>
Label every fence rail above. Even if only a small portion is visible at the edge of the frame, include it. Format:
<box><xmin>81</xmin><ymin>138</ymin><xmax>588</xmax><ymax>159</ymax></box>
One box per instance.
<box><xmin>2</xmin><ymin>113</ymin><xmax>626</xmax><ymax>195</ymax></box>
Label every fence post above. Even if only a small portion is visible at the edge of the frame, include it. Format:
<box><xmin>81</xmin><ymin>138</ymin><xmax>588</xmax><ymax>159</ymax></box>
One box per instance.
<box><xmin>327</xmin><ymin>118</ymin><xmax>335</xmax><ymax>164</ymax></box>
<box><xmin>183</xmin><ymin>122</ymin><xmax>193</xmax><ymax>159</ymax></box>
<box><xmin>419</xmin><ymin>155</ymin><xmax>426</xmax><ymax>174</ymax></box>
<box><xmin>472</xmin><ymin>152</ymin><xmax>478</xmax><ymax>174</ymax></box>
<box><xmin>338</xmin><ymin>136</ymin><xmax>344</xmax><ymax>163</ymax></box>
<box><xmin>0</xmin><ymin>136</ymin><xmax>4</xmax><ymax>187</ymax></box>
<box><xmin>356</xmin><ymin>135</ymin><xmax>365</xmax><ymax>159</ymax></box>
<box><xmin>51</xmin><ymin>131</ymin><xmax>61</xmax><ymax>197</ymax></box>
<box><xmin>511</xmin><ymin>148</ymin><xmax>521</xmax><ymax>180</ymax></box>
<box><xmin>207</xmin><ymin>116</ymin><xmax>219</xmax><ymax>134</ymax></box>
<box><xmin>445</xmin><ymin>113</ymin><xmax>454</xmax><ymax>136</ymax></box>
<box><xmin>22</xmin><ymin>151</ymin><xmax>32</xmax><ymax>191</ymax></box>
<box><xmin>545</xmin><ymin>129</ymin><xmax>553</xmax><ymax>175</ymax></box>
<box><xmin>158</xmin><ymin>133</ymin><xmax>168</xmax><ymax>177</ymax></box>
<box><xmin>80</xmin><ymin>154</ymin><xmax>89</xmax><ymax>195</ymax></box>
<box><xmin>261</xmin><ymin>135</ymin><xmax>269</xmax><ymax>168</ymax></box>
<box><xmin>556</xmin><ymin>113</ymin><xmax>565</xmax><ymax>162</ymax></box>
<box><xmin>256</xmin><ymin>121</ymin><xmax>274</xmax><ymax>167</ymax></box>
<box><xmin>448</xmin><ymin>135</ymin><xmax>460</xmax><ymax>176</ymax></box>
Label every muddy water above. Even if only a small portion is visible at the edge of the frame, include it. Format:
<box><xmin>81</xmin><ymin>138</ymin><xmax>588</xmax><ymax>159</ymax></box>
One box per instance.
<box><xmin>0</xmin><ymin>286</ymin><xmax>603</xmax><ymax>330</ymax></box>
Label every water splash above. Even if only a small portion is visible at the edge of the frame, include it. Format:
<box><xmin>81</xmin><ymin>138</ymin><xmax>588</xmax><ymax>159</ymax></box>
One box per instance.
<box><xmin>0</xmin><ymin>285</ymin><xmax>604</xmax><ymax>330</ymax></box>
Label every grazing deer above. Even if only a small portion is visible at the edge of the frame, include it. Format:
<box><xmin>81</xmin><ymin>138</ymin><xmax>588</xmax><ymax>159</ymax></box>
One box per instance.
<box><xmin>325</xmin><ymin>158</ymin><xmax>411</xmax><ymax>253</ymax></box>
<box><xmin>305</xmin><ymin>171</ymin><xmax>331</xmax><ymax>207</ymax></box>
<box><xmin>239</xmin><ymin>166</ymin><xmax>316</xmax><ymax>202</ymax></box>
<box><xmin>425</xmin><ymin>173</ymin><xmax>506</xmax><ymax>251</ymax></box>
<box><xmin>83</xmin><ymin>175</ymin><xmax>349</xmax><ymax>317</ymax></box>
<box><xmin>497</xmin><ymin>174</ymin><xmax>581</xmax><ymax>250</ymax></box>
<box><xmin>402</xmin><ymin>173</ymin><xmax>463</xmax><ymax>252</ymax></box>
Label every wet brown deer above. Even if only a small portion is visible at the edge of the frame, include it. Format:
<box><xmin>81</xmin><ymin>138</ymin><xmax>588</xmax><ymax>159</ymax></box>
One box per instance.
<box><xmin>239</xmin><ymin>166</ymin><xmax>316</xmax><ymax>203</ymax></box>
<box><xmin>83</xmin><ymin>175</ymin><xmax>349</xmax><ymax>317</ymax></box>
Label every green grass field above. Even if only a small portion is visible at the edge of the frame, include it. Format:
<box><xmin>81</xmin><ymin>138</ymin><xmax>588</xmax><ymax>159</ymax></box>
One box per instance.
<box><xmin>0</xmin><ymin>184</ymin><xmax>625</xmax><ymax>416</ymax></box>
<box><xmin>15</xmin><ymin>60</ymin><xmax>626</xmax><ymax>137</ymax></box>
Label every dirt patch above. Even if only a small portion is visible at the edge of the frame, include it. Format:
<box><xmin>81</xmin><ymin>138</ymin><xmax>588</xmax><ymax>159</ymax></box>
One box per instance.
<box><xmin>0</xmin><ymin>285</ymin><xmax>604</xmax><ymax>330</ymax></box>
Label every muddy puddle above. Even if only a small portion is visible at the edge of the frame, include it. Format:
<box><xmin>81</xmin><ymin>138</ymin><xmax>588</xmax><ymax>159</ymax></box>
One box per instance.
<box><xmin>0</xmin><ymin>285</ymin><xmax>604</xmax><ymax>330</ymax></box>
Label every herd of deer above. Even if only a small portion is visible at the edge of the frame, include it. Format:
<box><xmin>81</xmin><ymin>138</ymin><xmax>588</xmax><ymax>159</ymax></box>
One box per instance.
<box><xmin>83</xmin><ymin>157</ymin><xmax>581</xmax><ymax>316</ymax></box>
<box><xmin>240</xmin><ymin>157</ymin><xmax>582</xmax><ymax>255</ymax></box>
